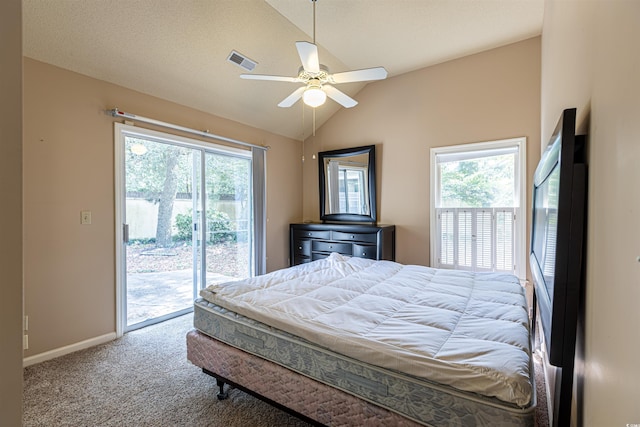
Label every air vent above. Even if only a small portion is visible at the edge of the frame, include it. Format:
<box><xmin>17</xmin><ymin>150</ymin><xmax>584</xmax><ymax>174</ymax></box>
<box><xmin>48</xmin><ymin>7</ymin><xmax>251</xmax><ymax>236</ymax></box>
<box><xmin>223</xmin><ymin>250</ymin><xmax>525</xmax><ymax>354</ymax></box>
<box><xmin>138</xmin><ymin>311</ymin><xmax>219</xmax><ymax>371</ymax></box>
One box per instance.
<box><xmin>227</xmin><ymin>50</ymin><xmax>257</xmax><ymax>72</ymax></box>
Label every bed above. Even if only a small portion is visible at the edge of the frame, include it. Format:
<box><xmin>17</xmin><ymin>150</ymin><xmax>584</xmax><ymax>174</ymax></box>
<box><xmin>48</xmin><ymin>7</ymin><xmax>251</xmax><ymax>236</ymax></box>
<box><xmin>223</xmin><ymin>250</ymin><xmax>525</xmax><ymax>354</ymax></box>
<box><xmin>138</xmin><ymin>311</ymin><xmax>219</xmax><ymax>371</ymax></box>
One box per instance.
<box><xmin>187</xmin><ymin>253</ymin><xmax>536</xmax><ymax>426</ymax></box>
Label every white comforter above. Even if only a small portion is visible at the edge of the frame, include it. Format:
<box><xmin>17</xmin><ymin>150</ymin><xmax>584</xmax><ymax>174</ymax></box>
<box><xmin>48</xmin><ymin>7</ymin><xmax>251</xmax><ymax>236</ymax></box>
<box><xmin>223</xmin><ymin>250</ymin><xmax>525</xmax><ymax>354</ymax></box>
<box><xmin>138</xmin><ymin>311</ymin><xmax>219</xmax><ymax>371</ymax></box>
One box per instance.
<box><xmin>200</xmin><ymin>253</ymin><xmax>532</xmax><ymax>406</ymax></box>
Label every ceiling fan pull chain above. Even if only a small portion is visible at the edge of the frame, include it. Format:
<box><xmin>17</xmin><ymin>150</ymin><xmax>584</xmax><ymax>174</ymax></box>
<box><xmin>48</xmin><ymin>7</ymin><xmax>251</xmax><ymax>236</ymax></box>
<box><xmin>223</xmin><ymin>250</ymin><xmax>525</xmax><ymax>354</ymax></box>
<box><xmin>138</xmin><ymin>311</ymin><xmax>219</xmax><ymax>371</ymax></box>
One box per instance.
<box><xmin>301</xmin><ymin>103</ymin><xmax>306</xmax><ymax>161</ymax></box>
<box><xmin>312</xmin><ymin>0</ymin><xmax>317</xmax><ymax>44</ymax></box>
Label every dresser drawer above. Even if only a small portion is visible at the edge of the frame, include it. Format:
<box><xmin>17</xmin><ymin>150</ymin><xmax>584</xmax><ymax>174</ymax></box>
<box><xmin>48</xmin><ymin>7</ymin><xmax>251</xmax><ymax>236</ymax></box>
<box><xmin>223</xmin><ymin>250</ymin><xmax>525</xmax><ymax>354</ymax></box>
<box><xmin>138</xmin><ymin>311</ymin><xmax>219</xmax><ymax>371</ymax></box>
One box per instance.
<box><xmin>290</xmin><ymin>223</ymin><xmax>395</xmax><ymax>266</ymax></box>
<box><xmin>312</xmin><ymin>241</ymin><xmax>353</xmax><ymax>255</ymax></box>
<box><xmin>331</xmin><ymin>231</ymin><xmax>378</xmax><ymax>244</ymax></box>
<box><xmin>294</xmin><ymin>230</ymin><xmax>331</xmax><ymax>240</ymax></box>
<box><xmin>312</xmin><ymin>252</ymin><xmax>329</xmax><ymax>261</ymax></box>
<box><xmin>352</xmin><ymin>243</ymin><xmax>377</xmax><ymax>260</ymax></box>
<box><xmin>293</xmin><ymin>239</ymin><xmax>312</xmax><ymax>256</ymax></box>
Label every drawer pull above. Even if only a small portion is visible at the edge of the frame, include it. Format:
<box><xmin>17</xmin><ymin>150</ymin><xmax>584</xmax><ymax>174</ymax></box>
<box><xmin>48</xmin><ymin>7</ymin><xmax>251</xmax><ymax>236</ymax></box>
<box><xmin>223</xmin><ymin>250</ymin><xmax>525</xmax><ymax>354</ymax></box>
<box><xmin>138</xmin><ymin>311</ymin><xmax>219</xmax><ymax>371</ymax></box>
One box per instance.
<box><xmin>362</xmin><ymin>252</ymin><xmax>366</xmax><ymax>256</ymax></box>
<box><xmin>298</xmin><ymin>246</ymin><xmax>302</xmax><ymax>250</ymax></box>
<box><xmin>351</xmin><ymin>235</ymin><xmax>355</xmax><ymax>239</ymax></box>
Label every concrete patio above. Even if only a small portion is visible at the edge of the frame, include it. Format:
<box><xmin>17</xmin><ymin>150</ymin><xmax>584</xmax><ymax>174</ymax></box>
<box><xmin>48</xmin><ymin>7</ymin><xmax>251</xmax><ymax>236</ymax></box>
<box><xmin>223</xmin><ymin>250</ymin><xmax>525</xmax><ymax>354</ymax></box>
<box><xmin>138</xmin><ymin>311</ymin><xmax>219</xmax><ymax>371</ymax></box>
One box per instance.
<box><xmin>127</xmin><ymin>269</ymin><xmax>235</xmax><ymax>326</ymax></box>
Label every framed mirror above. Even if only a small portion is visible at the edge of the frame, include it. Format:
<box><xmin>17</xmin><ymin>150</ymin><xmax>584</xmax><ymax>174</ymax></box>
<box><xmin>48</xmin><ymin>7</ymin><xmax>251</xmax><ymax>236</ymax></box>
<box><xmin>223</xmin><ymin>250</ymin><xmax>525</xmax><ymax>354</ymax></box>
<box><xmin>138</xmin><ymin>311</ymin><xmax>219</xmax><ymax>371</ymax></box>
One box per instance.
<box><xmin>318</xmin><ymin>145</ymin><xmax>376</xmax><ymax>223</ymax></box>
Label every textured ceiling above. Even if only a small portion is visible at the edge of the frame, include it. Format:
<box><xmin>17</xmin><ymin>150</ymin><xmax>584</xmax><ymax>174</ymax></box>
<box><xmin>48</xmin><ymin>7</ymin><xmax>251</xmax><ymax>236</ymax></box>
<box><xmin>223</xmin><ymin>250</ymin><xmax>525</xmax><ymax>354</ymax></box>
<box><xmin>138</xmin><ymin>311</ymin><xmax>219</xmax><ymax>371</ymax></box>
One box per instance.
<box><xmin>23</xmin><ymin>0</ymin><xmax>544</xmax><ymax>140</ymax></box>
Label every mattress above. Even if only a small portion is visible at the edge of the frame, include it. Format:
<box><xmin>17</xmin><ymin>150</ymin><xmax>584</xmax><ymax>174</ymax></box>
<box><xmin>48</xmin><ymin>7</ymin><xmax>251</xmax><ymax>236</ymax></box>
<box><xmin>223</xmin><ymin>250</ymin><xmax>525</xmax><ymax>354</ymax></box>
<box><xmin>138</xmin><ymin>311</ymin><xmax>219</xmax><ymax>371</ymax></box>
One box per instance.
<box><xmin>193</xmin><ymin>254</ymin><xmax>535</xmax><ymax>426</ymax></box>
<box><xmin>193</xmin><ymin>299</ymin><xmax>535</xmax><ymax>426</ymax></box>
<box><xmin>199</xmin><ymin>253</ymin><xmax>532</xmax><ymax>406</ymax></box>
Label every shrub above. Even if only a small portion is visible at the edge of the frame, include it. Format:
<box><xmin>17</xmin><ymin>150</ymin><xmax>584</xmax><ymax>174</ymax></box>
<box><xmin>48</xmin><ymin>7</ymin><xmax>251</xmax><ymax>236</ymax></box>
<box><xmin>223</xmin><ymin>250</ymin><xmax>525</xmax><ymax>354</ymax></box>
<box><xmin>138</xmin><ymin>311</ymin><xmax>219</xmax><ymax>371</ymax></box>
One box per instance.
<box><xmin>207</xmin><ymin>209</ymin><xmax>235</xmax><ymax>243</ymax></box>
<box><xmin>174</xmin><ymin>212</ymin><xmax>193</xmax><ymax>241</ymax></box>
<box><xmin>174</xmin><ymin>209</ymin><xmax>236</xmax><ymax>243</ymax></box>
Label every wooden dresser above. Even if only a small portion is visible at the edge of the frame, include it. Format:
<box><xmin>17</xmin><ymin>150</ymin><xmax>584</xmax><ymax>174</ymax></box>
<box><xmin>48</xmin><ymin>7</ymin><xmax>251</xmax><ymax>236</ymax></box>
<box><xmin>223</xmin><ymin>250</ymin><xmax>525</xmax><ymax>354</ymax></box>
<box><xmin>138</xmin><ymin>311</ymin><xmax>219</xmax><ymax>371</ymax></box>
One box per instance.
<box><xmin>290</xmin><ymin>223</ymin><xmax>395</xmax><ymax>266</ymax></box>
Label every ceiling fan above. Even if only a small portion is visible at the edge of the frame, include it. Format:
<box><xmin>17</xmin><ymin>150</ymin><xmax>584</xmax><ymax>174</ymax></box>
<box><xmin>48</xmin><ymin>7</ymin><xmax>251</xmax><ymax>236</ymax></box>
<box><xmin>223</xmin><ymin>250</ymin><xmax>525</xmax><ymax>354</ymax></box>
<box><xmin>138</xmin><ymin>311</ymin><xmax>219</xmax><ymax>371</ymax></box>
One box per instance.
<box><xmin>240</xmin><ymin>0</ymin><xmax>387</xmax><ymax>109</ymax></box>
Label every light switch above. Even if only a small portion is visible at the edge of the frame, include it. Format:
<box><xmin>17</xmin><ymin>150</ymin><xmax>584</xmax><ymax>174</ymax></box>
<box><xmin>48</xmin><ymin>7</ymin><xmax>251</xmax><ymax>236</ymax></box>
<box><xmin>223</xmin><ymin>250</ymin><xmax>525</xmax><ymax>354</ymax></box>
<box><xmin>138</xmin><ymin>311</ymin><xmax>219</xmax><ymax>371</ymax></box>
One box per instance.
<box><xmin>81</xmin><ymin>210</ymin><xmax>92</xmax><ymax>225</ymax></box>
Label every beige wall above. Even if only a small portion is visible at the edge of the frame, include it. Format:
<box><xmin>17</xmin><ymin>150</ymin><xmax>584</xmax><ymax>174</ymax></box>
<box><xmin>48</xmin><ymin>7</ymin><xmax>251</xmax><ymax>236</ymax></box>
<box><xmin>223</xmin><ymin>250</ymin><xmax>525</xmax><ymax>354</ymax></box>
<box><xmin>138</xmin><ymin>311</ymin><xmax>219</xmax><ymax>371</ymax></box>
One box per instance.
<box><xmin>542</xmin><ymin>1</ymin><xmax>640</xmax><ymax>425</ymax></box>
<box><xmin>0</xmin><ymin>0</ymin><xmax>23</xmax><ymax>424</ymax></box>
<box><xmin>22</xmin><ymin>58</ymin><xmax>302</xmax><ymax>357</ymax></box>
<box><xmin>303</xmin><ymin>37</ymin><xmax>541</xmax><ymax>269</ymax></box>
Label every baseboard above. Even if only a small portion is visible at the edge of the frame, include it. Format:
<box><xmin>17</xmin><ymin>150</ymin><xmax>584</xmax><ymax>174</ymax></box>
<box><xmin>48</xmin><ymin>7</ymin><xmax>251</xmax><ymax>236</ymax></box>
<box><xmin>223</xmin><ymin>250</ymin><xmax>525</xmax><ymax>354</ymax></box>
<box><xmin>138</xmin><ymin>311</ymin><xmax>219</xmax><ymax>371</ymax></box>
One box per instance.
<box><xmin>23</xmin><ymin>332</ymin><xmax>117</xmax><ymax>367</ymax></box>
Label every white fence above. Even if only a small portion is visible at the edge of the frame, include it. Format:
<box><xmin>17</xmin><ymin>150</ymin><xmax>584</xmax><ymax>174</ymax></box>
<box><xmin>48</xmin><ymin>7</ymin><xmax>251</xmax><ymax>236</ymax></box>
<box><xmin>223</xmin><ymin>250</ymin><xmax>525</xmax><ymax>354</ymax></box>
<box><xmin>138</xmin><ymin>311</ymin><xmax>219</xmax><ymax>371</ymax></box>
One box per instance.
<box><xmin>126</xmin><ymin>198</ymin><xmax>245</xmax><ymax>240</ymax></box>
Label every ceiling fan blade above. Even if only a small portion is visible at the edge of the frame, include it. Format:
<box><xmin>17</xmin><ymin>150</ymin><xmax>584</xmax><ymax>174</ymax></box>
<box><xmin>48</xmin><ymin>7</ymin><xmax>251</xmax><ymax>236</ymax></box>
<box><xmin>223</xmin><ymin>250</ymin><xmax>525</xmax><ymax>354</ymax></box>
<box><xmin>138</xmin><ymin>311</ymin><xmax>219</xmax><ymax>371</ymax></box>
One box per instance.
<box><xmin>278</xmin><ymin>86</ymin><xmax>306</xmax><ymax>108</ymax></box>
<box><xmin>323</xmin><ymin>85</ymin><xmax>358</xmax><ymax>108</ymax></box>
<box><xmin>295</xmin><ymin>41</ymin><xmax>320</xmax><ymax>73</ymax></box>
<box><xmin>240</xmin><ymin>74</ymin><xmax>300</xmax><ymax>83</ymax></box>
<box><xmin>331</xmin><ymin>67</ymin><xmax>388</xmax><ymax>84</ymax></box>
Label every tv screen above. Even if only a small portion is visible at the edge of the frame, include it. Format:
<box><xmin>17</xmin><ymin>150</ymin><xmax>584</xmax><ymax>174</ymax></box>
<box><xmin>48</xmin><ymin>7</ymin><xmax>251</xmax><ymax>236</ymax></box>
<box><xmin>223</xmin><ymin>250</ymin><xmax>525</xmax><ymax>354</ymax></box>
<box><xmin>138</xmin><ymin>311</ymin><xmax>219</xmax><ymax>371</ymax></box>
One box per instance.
<box><xmin>530</xmin><ymin>108</ymin><xmax>586</xmax><ymax>368</ymax></box>
<box><xmin>531</xmin><ymin>140</ymin><xmax>560</xmax><ymax>302</ymax></box>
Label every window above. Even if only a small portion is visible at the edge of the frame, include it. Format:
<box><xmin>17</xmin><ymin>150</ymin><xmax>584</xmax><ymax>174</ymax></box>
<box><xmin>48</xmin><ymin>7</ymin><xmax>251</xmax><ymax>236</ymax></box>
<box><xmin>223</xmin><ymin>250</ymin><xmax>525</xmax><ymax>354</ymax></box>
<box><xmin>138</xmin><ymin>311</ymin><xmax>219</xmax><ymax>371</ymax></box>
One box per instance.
<box><xmin>430</xmin><ymin>138</ymin><xmax>526</xmax><ymax>280</ymax></box>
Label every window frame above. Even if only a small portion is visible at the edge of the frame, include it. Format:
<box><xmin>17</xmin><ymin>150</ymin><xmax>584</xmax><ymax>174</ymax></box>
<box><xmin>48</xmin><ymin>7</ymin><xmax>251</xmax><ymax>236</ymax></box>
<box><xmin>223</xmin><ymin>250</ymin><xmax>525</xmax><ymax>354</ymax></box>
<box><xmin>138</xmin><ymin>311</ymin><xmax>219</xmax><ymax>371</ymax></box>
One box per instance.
<box><xmin>429</xmin><ymin>137</ymin><xmax>527</xmax><ymax>281</ymax></box>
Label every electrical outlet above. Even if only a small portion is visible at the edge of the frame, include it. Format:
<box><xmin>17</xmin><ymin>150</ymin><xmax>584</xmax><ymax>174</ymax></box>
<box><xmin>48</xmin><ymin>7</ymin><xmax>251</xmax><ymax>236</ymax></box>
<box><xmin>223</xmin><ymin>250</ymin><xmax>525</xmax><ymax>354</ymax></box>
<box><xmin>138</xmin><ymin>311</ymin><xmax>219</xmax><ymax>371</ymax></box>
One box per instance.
<box><xmin>81</xmin><ymin>210</ymin><xmax>92</xmax><ymax>225</ymax></box>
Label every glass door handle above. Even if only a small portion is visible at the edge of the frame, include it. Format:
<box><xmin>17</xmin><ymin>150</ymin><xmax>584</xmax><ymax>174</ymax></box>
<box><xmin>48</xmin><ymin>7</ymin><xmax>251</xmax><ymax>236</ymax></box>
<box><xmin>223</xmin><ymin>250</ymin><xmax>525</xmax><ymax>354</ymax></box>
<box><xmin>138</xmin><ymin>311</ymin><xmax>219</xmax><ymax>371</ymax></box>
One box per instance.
<box><xmin>123</xmin><ymin>223</ymin><xmax>129</xmax><ymax>243</ymax></box>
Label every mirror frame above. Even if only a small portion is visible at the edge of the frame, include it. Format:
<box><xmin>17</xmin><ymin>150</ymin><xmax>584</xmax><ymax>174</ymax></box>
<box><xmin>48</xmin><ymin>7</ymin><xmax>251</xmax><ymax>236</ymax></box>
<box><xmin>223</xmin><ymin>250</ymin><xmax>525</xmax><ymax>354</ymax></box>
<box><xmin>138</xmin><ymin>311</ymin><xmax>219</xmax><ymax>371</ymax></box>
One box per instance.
<box><xmin>318</xmin><ymin>145</ymin><xmax>377</xmax><ymax>223</ymax></box>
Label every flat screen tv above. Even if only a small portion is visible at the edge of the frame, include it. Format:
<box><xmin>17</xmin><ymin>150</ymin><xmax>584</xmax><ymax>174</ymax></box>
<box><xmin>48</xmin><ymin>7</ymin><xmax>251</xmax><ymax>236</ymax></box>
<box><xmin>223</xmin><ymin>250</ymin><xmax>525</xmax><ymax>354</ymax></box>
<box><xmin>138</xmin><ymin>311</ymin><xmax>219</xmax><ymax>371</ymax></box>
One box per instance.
<box><xmin>530</xmin><ymin>108</ymin><xmax>586</xmax><ymax>368</ymax></box>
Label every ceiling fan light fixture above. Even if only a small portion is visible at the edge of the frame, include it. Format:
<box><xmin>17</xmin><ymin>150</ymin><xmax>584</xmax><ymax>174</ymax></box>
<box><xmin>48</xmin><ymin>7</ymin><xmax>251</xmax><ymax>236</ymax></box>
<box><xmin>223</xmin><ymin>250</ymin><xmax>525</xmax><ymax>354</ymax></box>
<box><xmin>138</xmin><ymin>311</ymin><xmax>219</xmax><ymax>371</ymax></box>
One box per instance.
<box><xmin>303</xmin><ymin>86</ymin><xmax>326</xmax><ymax>108</ymax></box>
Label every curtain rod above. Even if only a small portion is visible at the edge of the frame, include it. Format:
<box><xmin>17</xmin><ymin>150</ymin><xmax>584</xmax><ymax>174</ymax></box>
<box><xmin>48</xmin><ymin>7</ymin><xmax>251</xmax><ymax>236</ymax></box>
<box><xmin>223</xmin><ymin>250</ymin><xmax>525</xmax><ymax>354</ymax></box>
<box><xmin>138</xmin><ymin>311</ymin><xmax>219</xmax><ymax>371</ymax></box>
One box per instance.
<box><xmin>107</xmin><ymin>108</ymin><xmax>269</xmax><ymax>151</ymax></box>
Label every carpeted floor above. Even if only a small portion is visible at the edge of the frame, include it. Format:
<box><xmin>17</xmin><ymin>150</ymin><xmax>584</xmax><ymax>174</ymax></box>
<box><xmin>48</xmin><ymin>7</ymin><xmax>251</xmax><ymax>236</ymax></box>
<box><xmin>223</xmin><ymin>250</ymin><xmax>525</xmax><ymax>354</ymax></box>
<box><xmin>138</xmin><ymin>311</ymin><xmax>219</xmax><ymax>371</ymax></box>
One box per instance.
<box><xmin>23</xmin><ymin>313</ymin><xmax>549</xmax><ymax>426</ymax></box>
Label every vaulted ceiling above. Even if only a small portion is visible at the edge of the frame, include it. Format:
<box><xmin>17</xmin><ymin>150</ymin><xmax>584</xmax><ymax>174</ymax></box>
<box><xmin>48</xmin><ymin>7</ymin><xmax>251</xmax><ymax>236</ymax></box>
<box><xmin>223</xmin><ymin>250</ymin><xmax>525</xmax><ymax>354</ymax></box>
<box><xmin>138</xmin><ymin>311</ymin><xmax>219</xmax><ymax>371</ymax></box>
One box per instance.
<box><xmin>23</xmin><ymin>0</ymin><xmax>544</xmax><ymax>140</ymax></box>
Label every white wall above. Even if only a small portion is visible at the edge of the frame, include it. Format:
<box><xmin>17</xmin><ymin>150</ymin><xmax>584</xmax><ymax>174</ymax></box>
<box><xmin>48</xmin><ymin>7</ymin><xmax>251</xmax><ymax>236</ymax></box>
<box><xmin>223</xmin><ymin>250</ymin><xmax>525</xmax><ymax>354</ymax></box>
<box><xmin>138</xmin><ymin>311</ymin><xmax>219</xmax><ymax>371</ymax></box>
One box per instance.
<box><xmin>541</xmin><ymin>1</ymin><xmax>640</xmax><ymax>425</ymax></box>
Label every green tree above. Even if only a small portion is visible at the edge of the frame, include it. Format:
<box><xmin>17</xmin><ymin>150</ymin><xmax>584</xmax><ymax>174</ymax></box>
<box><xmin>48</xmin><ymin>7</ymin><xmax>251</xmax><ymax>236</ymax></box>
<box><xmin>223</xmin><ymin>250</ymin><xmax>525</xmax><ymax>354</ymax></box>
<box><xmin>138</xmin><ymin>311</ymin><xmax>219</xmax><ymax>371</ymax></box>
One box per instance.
<box><xmin>126</xmin><ymin>139</ymin><xmax>251</xmax><ymax>247</ymax></box>
<box><xmin>439</xmin><ymin>153</ymin><xmax>515</xmax><ymax>208</ymax></box>
<box><xmin>205</xmin><ymin>154</ymin><xmax>249</xmax><ymax>203</ymax></box>
<box><xmin>440</xmin><ymin>161</ymin><xmax>494</xmax><ymax>207</ymax></box>
<box><xmin>125</xmin><ymin>137</ymin><xmax>188</xmax><ymax>247</ymax></box>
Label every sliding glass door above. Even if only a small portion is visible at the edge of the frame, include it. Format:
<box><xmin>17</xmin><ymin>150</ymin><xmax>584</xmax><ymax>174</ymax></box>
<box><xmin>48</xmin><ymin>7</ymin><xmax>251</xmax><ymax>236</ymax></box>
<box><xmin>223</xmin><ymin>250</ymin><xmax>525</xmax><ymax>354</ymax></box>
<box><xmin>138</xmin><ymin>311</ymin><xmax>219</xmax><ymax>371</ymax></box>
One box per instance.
<box><xmin>203</xmin><ymin>151</ymin><xmax>252</xmax><ymax>284</ymax></box>
<box><xmin>116</xmin><ymin>125</ymin><xmax>255</xmax><ymax>332</ymax></box>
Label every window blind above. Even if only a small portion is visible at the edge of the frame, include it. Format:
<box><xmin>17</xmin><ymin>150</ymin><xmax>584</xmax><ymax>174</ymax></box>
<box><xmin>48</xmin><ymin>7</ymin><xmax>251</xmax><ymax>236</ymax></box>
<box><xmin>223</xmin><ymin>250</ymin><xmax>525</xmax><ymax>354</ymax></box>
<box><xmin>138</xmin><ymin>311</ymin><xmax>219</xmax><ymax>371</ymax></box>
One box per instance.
<box><xmin>436</xmin><ymin>207</ymin><xmax>516</xmax><ymax>273</ymax></box>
